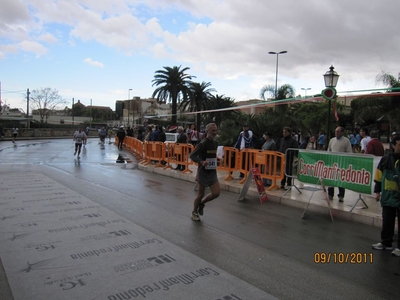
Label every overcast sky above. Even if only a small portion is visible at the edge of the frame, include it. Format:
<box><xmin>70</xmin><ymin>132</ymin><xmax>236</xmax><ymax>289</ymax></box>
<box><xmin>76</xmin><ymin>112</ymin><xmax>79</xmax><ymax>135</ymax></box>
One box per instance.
<box><xmin>1</xmin><ymin>0</ymin><xmax>399</xmax><ymax>111</ymax></box>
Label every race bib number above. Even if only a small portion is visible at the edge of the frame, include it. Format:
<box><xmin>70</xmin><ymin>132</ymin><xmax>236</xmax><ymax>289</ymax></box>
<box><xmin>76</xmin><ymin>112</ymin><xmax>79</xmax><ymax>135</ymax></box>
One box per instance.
<box><xmin>205</xmin><ymin>158</ymin><xmax>217</xmax><ymax>170</ymax></box>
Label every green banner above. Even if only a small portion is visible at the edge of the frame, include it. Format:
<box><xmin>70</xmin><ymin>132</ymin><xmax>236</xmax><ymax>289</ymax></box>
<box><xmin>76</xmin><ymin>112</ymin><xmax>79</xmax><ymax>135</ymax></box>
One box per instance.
<box><xmin>297</xmin><ymin>151</ymin><xmax>375</xmax><ymax>194</ymax></box>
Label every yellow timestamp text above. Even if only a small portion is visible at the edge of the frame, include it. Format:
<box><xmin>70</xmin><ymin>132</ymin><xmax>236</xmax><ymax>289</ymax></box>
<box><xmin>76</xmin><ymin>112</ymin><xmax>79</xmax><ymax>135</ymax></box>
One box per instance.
<box><xmin>314</xmin><ymin>252</ymin><xmax>373</xmax><ymax>264</ymax></box>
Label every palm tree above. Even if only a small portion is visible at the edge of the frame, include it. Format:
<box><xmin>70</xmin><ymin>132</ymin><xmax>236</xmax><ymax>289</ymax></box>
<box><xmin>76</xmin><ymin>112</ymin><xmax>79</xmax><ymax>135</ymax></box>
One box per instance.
<box><xmin>179</xmin><ymin>81</ymin><xmax>215</xmax><ymax>131</ymax></box>
<box><xmin>151</xmin><ymin>66</ymin><xmax>193</xmax><ymax>126</ymax></box>
<box><xmin>260</xmin><ymin>84</ymin><xmax>295</xmax><ymax>101</ymax></box>
<box><xmin>206</xmin><ymin>94</ymin><xmax>238</xmax><ymax>128</ymax></box>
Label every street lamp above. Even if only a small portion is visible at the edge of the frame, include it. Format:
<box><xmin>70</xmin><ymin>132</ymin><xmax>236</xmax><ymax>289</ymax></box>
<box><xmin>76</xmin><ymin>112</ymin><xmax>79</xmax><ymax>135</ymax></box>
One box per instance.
<box><xmin>322</xmin><ymin>65</ymin><xmax>340</xmax><ymax>149</ymax></box>
<box><xmin>128</xmin><ymin>88</ymin><xmax>132</xmax><ymax>126</ymax></box>
<box><xmin>268</xmin><ymin>51</ymin><xmax>287</xmax><ymax>98</ymax></box>
<box><xmin>301</xmin><ymin>87</ymin><xmax>311</xmax><ymax>99</ymax></box>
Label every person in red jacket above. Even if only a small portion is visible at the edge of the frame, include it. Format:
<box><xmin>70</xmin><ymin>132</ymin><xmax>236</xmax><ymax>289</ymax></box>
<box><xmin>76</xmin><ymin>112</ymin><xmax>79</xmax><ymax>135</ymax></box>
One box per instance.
<box><xmin>366</xmin><ymin>130</ymin><xmax>385</xmax><ymax>157</ymax></box>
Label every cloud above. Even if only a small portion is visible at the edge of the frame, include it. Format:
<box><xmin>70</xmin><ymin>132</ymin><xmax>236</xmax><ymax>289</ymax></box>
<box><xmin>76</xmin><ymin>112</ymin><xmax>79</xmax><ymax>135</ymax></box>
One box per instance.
<box><xmin>84</xmin><ymin>57</ymin><xmax>104</xmax><ymax>68</ymax></box>
<box><xmin>37</xmin><ymin>32</ymin><xmax>58</xmax><ymax>43</ymax></box>
<box><xmin>19</xmin><ymin>40</ymin><xmax>48</xmax><ymax>56</ymax></box>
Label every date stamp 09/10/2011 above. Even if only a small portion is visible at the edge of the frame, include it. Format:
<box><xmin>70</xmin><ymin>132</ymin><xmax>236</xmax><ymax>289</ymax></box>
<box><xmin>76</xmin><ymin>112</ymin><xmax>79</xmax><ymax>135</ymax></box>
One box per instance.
<box><xmin>314</xmin><ymin>252</ymin><xmax>373</xmax><ymax>264</ymax></box>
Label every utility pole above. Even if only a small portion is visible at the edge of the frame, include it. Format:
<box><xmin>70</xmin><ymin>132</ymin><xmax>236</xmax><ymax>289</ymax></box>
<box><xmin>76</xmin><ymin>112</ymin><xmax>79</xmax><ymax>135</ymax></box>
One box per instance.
<box><xmin>26</xmin><ymin>88</ymin><xmax>30</xmax><ymax>128</ymax></box>
<box><xmin>72</xmin><ymin>98</ymin><xmax>74</xmax><ymax>125</ymax></box>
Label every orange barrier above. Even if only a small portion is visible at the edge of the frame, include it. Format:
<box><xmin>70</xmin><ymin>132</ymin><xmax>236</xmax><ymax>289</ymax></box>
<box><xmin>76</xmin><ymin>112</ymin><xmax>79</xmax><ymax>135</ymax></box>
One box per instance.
<box><xmin>216</xmin><ymin>147</ymin><xmax>239</xmax><ymax>180</ymax></box>
<box><xmin>164</xmin><ymin>143</ymin><xmax>195</xmax><ymax>174</ymax></box>
<box><xmin>235</xmin><ymin>149</ymin><xmax>285</xmax><ymax>190</ymax></box>
<box><xmin>142</xmin><ymin>141</ymin><xmax>165</xmax><ymax>167</ymax></box>
<box><xmin>113</xmin><ymin>139</ymin><xmax>285</xmax><ymax>191</ymax></box>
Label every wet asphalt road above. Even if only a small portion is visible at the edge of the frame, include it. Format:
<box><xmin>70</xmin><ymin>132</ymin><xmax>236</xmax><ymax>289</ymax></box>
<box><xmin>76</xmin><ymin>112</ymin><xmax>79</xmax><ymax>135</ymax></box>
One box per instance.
<box><xmin>0</xmin><ymin>138</ymin><xmax>399</xmax><ymax>300</ymax></box>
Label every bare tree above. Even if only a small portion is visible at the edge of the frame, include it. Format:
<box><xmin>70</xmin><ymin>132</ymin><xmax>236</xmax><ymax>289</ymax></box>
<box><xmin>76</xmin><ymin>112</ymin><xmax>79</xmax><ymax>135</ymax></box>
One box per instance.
<box><xmin>29</xmin><ymin>87</ymin><xmax>67</xmax><ymax>123</ymax></box>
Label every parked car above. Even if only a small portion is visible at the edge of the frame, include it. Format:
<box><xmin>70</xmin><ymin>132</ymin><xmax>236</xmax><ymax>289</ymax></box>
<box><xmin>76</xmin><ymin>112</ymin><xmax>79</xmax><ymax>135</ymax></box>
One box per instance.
<box><xmin>165</xmin><ymin>133</ymin><xmax>179</xmax><ymax>144</ymax></box>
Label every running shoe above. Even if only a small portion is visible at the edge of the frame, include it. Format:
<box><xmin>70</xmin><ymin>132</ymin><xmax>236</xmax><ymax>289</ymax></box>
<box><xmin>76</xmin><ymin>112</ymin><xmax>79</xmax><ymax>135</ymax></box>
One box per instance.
<box><xmin>191</xmin><ymin>212</ymin><xmax>200</xmax><ymax>221</ymax></box>
<box><xmin>372</xmin><ymin>242</ymin><xmax>392</xmax><ymax>250</ymax></box>
<box><xmin>392</xmin><ymin>248</ymin><xmax>400</xmax><ymax>257</ymax></box>
<box><xmin>198</xmin><ymin>203</ymin><xmax>205</xmax><ymax>216</ymax></box>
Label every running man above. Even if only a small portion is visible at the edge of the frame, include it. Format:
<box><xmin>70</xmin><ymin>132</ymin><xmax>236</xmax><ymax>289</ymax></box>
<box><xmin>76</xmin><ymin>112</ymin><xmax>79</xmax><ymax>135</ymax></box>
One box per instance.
<box><xmin>189</xmin><ymin>123</ymin><xmax>220</xmax><ymax>221</ymax></box>
<box><xmin>73</xmin><ymin>128</ymin><xmax>87</xmax><ymax>159</ymax></box>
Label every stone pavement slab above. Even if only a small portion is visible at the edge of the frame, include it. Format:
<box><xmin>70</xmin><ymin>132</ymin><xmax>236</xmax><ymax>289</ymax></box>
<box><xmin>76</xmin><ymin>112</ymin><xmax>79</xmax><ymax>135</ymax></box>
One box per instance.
<box><xmin>0</xmin><ymin>171</ymin><xmax>276</xmax><ymax>300</ymax></box>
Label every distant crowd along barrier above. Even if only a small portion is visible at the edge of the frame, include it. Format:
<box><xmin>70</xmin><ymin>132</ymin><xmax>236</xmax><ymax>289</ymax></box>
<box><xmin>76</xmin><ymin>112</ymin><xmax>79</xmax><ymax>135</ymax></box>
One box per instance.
<box><xmin>116</xmin><ymin>136</ymin><xmax>285</xmax><ymax>191</ymax></box>
<box><xmin>117</xmin><ymin>136</ymin><xmax>381</xmax><ymax>195</ymax></box>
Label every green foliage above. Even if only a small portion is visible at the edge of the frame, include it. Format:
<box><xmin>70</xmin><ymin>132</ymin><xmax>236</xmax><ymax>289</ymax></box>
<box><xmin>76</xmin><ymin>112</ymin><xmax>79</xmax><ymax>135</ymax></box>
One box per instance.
<box><xmin>152</xmin><ymin>66</ymin><xmax>193</xmax><ymax>126</ymax></box>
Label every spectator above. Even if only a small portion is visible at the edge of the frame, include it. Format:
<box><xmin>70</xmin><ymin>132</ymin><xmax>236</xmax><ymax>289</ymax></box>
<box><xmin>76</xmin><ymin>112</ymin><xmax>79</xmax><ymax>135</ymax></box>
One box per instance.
<box><xmin>127</xmin><ymin>127</ymin><xmax>134</xmax><ymax>137</ymax></box>
<box><xmin>174</xmin><ymin>126</ymin><xmax>188</xmax><ymax>171</ymax></box>
<box><xmin>299</xmin><ymin>136</ymin><xmax>310</xmax><ymax>149</ymax></box>
<box><xmin>389</xmin><ymin>132</ymin><xmax>398</xmax><ymax>152</ymax></box>
<box><xmin>327</xmin><ymin>126</ymin><xmax>352</xmax><ymax>202</ymax></box>
<box><xmin>107</xmin><ymin>127</ymin><xmax>114</xmax><ymax>144</ymax></box>
<box><xmin>360</xmin><ymin>127</ymin><xmax>371</xmax><ymax>154</ymax></box>
<box><xmin>234</xmin><ymin>123</ymin><xmax>254</xmax><ymax>178</ymax></box>
<box><xmin>317</xmin><ymin>131</ymin><xmax>325</xmax><ymax>150</ymax></box>
<box><xmin>156</xmin><ymin>126</ymin><xmax>166</xmax><ymax>142</ymax></box>
<box><xmin>366</xmin><ymin>131</ymin><xmax>385</xmax><ymax>156</ymax></box>
<box><xmin>278</xmin><ymin>127</ymin><xmax>298</xmax><ymax>189</ymax></box>
<box><xmin>261</xmin><ymin>132</ymin><xmax>276</xmax><ymax>186</ymax></box>
<box><xmin>372</xmin><ymin>135</ymin><xmax>400</xmax><ymax>257</ymax></box>
<box><xmin>116</xmin><ymin>126</ymin><xmax>126</xmax><ymax>150</ymax></box>
<box><xmin>150</xmin><ymin>126</ymin><xmax>159</xmax><ymax>141</ymax></box>
<box><xmin>188</xmin><ymin>124</ymin><xmax>199</xmax><ymax>146</ymax></box>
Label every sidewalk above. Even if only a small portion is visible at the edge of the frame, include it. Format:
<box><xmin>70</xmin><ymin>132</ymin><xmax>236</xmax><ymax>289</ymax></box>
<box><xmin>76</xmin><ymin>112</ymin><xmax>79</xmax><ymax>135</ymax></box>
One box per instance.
<box><xmin>138</xmin><ymin>161</ymin><xmax>383</xmax><ymax>228</ymax></box>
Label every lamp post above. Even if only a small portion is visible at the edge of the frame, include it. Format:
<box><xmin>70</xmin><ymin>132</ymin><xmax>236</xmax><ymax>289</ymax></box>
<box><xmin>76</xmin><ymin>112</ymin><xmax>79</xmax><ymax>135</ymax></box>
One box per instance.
<box><xmin>128</xmin><ymin>88</ymin><xmax>132</xmax><ymax>126</ymax></box>
<box><xmin>268</xmin><ymin>51</ymin><xmax>287</xmax><ymax>98</ymax></box>
<box><xmin>322</xmin><ymin>65</ymin><xmax>340</xmax><ymax>149</ymax></box>
<box><xmin>301</xmin><ymin>87</ymin><xmax>311</xmax><ymax>99</ymax></box>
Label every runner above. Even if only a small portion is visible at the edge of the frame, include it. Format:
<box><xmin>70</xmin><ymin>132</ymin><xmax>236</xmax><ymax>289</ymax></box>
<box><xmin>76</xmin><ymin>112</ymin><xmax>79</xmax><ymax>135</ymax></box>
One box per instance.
<box><xmin>73</xmin><ymin>128</ymin><xmax>87</xmax><ymax>159</ymax></box>
<box><xmin>189</xmin><ymin>123</ymin><xmax>220</xmax><ymax>221</ymax></box>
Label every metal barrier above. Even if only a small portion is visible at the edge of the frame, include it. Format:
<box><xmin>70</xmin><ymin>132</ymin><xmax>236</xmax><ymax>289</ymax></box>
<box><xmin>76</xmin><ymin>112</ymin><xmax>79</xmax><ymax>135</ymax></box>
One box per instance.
<box><xmin>283</xmin><ymin>148</ymin><xmax>301</xmax><ymax>195</ymax></box>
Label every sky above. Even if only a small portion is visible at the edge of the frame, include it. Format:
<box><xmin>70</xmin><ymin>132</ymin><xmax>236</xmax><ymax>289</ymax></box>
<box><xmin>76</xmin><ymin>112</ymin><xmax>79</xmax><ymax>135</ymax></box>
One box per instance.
<box><xmin>1</xmin><ymin>0</ymin><xmax>400</xmax><ymax>112</ymax></box>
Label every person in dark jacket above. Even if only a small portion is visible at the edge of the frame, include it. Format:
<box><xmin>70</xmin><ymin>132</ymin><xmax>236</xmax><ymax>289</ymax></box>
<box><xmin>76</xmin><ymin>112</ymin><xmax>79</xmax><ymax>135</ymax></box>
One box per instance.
<box><xmin>116</xmin><ymin>126</ymin><xmax>126</xmax><ymax>150</ymax></box>
<box><xmin>372</xmin><ymin>135</ymin><xmax>400</xmax><ymax>256</ymax></box>
<box><xmin>156</xmin><ymin>126</ymin><xmax>166</xmax><ymax>142</ymax></box>
<box><xmin>278</xmin><ymin>127</ymin><xmax>299</xmax><ymax>189</ymax></box>
<box><xmin>174</xmin><ymin>126</ymin><xmax>188</xmax><ymax>171</ymax></box>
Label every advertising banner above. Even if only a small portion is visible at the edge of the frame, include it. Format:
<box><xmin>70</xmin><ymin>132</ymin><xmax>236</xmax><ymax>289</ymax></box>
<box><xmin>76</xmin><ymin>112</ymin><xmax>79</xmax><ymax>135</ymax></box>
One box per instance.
<box><xmin>297</xmin><ymin>151</ymin><xmax>375</xmax><ymax>194</ymax></box>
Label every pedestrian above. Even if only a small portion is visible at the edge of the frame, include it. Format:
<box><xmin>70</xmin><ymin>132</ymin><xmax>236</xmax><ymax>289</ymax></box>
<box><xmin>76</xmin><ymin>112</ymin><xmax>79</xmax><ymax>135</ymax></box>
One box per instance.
<box><xmin>0</xmin><ymin>123</ymin><xmax>4</xmax><ymax>140</ymax></box>
<box><xmin>188</xmin><ymin>124</ymin><xmax>199</xmax><ymax>146</ymax></box>
<box><xmin>156</xmin><ymin>126</ymin><xmax>166</xmax><ymax>142</ymax></box>
<box><xmin>389</xmin><ymin>132</ymin><xmax>397</xmax><ymax>152</ymax></box>
<box><xmin>99</xmin><ymin>127</ymin><xmax>106</xmax><ymax>144</ymax></box>
<box><xmin>116</xmin><ymin>126</ymin><xmax>126</xmax><ymax>150</ymax></box>
<box><xmin>73</xmin><ymin>128</ymin><xmax>87</xmax><ymax>159</ymax></box>
<box><xmin>234</xmin><ymin>123</ymin><xmax>254</xmax><ymax>178</ymax></box>
<box><xmin>360</xmin><ymin>127</ymin><xmax>371</xmax><ymax>154</ymax></box>
<box><xmin>310</xmin><ymin>135</ymin><xmax>316</xmax><ymax>150</ymax></box>
<box><xmin>150</xmin><ymin>125</ymin><xmax>159</xmax><ymax>141</ymax></box>
<box><xmin>107</xmin><ymin>127</ymin><xmax>114</xmax><ymax>144</ymax></box>
<box><xmin>299</xmin><ymin>136</ymin><xmax>310</xmax><ymax>150</ymax></box>
<box><xmin>278</xmin><ymin>127</ymin><xmax>298</xmax><ymax>189</ymax></box>
<box><xmin>12</xmin><ymin>126</ymin><xmax>18</xmax><ymax>143</ymax></box>
<box><xmin>174</xmin><ymin>126</ymin><xmax>187</xmax><ymax>171</ymax></box>
<box><xmin>261</xmin><ymin>132</ymin><xmax>276</xmax><ymax>186</ymax></box>
<box><xmin>372</xmin><ymin>135</ymin><xmax>400</xmax><ymax>257</ymax></box>
<box><xmin>327</xmin><ymin>126</ymin><xmax>352</xmax><ymax>202</ymax></box>
<box><xmin>127</xmin><ymin>127</ymin><xmax>134</xmax><ymax>137</ymax></box>
<box><xmin>317</xmin><ymin>131</ymin><xmax>325</xmax><ymax>150</ymax></box>
<box><xmin>366</xmin><ymin>130</ymin><xmax>385</xmax><ymax>156</ymax></box>
<box><xmin>189</xmin><ymin>123</ymin><xmax>220</xmax><ymax>222</ymax></box>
